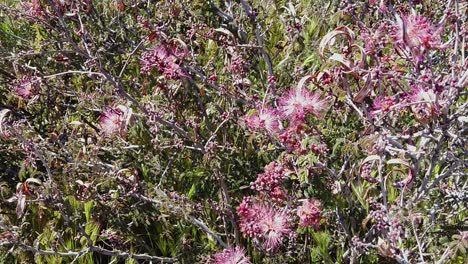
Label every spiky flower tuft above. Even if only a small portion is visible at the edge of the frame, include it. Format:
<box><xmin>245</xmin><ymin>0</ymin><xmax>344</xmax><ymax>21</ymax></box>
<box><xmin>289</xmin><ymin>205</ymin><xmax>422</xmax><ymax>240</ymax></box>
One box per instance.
<box><xmin>213</xmin><ymin>247</ymin><xmax>251</xmax><ymax>264</ymax></box>
<box><xmin>279</xmin><ymin>88</ymin><xmax>327</xmax><ymax>123</ymax></box>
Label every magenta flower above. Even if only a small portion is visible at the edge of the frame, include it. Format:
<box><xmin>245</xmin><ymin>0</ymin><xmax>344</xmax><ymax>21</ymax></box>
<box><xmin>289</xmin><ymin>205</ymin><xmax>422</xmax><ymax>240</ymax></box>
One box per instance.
<box><xmin>99</xmin><ymin>107</ymin><xmax>127</xmax><ymax>136</ymax></box>
<box><xmin>258</xmin><ymin>207</ymin><xmax>291</xmax><ymax>250</ymax></box>
<box><xmin>279</xmin><ymin>88</ymin><xmax>327</xmax><ymax>123</ymax></box>
<box><xmin>370</xmin><ymin>96</ymin><xmax>396</xmax><ymax>117</ymax></box>
<box><xmin>213</xmin><ymin>247</ymin><xmax>251</xmax><ymax>264</ymax></box>
<box><xmin>140</xmin><ymin>43</ymin><xmax>187</xmax><ymax>79</ymax></box>
<box><xmin>238</xmin><ymin>198</ymin><xmax>292</xmax><ymax>251</ymax></box>
<box><xmin>409</xmin><ymin>86</ymin><xmax>440</xmax><ymax>124</ymax></box>
<box><xmin>394</xmin><ymin>13</ymin><xmax>443</xmax><ymax>50</ymax></box>
<box><xmin>243</xmin><ymin>107</ymin><xmax>281</xmax><ymax>134</ymax></box>
<box><xmin>297</xmin><ymin>199</ymin><xmax>322</xmax><ymax>228</ymax></box>
<box><xmin>14</xmin><ymin>76</ymin><xmax>41</xmax><ymax>100</ymax></box>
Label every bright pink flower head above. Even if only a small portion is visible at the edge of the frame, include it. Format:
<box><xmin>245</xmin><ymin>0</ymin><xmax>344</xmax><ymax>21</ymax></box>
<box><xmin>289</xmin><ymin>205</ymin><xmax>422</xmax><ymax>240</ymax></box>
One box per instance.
<box><xmin>243</xmin><ymin>107</ymin><xmax>281</xmax><ymax>134</ymax></box>
<box><xmin>15</xmin><ymin>76</ymin><xmax>41</xmax><ymax>100</ymax></box>
<box><xmin>258</xmin><ymin>207</ymin><xmax>291</xmax><ymax>250</ymax></box>
<box><xmin>297</xmin><ymin>199</ymin><xmax>322</xmax><ymax>228</ymax></box>
<box><xmin>99</xmin><ymin>107</ymin><xmax>127</xmax><ymax>136</ymax></box>
<box><xmin>409</xmin><ymin>86</ymin><xmax>440</xmax><ymax>124</ymax></box>
<box><xmin>238</xmin><ymin>198</ymin><xmax>292</xmax><ymax>251</ymax></box>
<box><xmin>213</xmin><ymin>247</ymin><xmax>251</xmax><ymax>264</ymax></box>
<box><xmin>279</xmin><ymin>88</ymin><xmax>327</xmax><ymax>123</ymax></box>
<box><xmin>394</xmin><ymin>13</ymin><xmax>443</xmax><ymax>50</ymax></box>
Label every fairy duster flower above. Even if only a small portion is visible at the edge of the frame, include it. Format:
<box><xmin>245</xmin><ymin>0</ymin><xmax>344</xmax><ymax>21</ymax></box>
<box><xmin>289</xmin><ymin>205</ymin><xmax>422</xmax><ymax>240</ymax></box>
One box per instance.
<box><xmin>213</xmin><ymin>247</ymin><xmax>251</xmax><ymax>264</ymax></box>
<box><xmin>394</xmin><ymin>13</ymin><xmax>443</xmax><ymax>50</ymax></box>
<box><xmin>243</xmin><ymin>107</ymin><xmax>281</xmax><ymax>134</ymax></box>
<box><xmin>99</xmin><ymin>106</ymin><xmax>131</xmax><ymax>137</ymax></box>
<box><xmin>279</xmin><ymin>88</ymin><xmax>327</xmax><ymax>123</ymax></box>
<box><xmin>238</xmin><ymin>198</ymin><xmax>292</xmax><ymax>251</ymax></box>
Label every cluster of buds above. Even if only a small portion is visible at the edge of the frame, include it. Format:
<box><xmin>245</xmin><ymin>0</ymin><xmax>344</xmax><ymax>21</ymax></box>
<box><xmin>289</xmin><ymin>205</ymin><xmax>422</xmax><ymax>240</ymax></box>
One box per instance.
<box><xmin>360</xmin><ymin>162</ymin><xmax>378</xmax><ymax>183</ymax></box>
<box><xmin>310</xmin><ymin>142</ymin><xmax>329</xmax><ymax>156</ymax></box>
<box><xmin>140</xmin><ymin>41</ymin><xmax>188</xmax><ymax>79</ymax></box>
<box><xmin>250</xmin><ymin>161</ymin><xmax>288</xmax><ymax>201</ymax></box>
<box><xmin>370</xmin><ymin>96</ymin><xmax>396</xmax><ymax>118</ymax></box>
<box><xmin>296</xmin><ymin>199</ymin><xmax>322</xmax><ymax>228</ymax></box>
<box><xmin>278</xmin><ymin>125</ymin><xmax>306</xmax><ymax>154</ymax></box>
<box><xmin>227</xmin><ymin>56</ymin><xmax>249</xmax><ymax>77</ymax></box>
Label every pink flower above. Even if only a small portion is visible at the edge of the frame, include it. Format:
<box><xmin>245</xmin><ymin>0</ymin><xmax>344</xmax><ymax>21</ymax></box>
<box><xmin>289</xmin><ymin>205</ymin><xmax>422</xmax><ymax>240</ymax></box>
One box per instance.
<box><xmin>279</xmin><ymin>88</ymin><xmax>327</xmax><ymax>123</ymax></box>
<box><xmin>213</xmin><ymin>247</ymin><xmax>251</xmax><ymax>264</ymax></box>
<box><xmin>140</xmin><ymin>43</ymin><xmax>187</xmax><ymax>79</ymax></box>
<box><xmin>394</xmin><ymin>13</ymin><xmax>443</xmax><ymax>50</ymax></box>
<box><xmin>258</xmin><ymin>207</ymin><xmax>291</xmax><ymax>250</ymax></box>
<box><xmin>99</xmin><ymin>107</ymin><xmax>128</xmax><ymax>136</ymax></box>
<box><xmin>370</xmin><ymin>96</ymin><xmax>396</xmax><ymax>117</ymax></box>
<box><xmin>297</xmin><ymin>199</ymin><xmax>322</xmax><ymax>228</ymax></box>
<box><xmin>243</xmin><ymin>107</ymin><xmax>281</xmax><ymax>133</ymax></box>
<box><xmin>14</xmin><ymin>76</ymin><xmax>41</xmax><ymax>100</ymax></box>
<box><xmin>238</xmin><ymin>198</ymin><xmax>292</xmax><ymax>251</ymax></box>
<box><xmin>409</xmin><ymin>86</ymin><xmax>440</xmax><ymax>124</ymax></box>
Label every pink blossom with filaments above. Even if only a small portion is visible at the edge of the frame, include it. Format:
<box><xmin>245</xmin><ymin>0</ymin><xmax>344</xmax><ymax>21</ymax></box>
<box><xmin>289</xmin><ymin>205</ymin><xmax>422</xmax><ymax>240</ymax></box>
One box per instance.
<box><xmin>99</xmin><ymin>107</ymin><xmax>127</xmax><ymax>136</ymax></box>
<box><xmin>243</xmin><ymin>107</ymin><xmax>281</xmax><ymax>133</ymax></box>
<box><xmin>259</xmin><ymin>207</ymin><xmax>291</xmax><ymax>250</ymax></box>
<box><xmin>279</xmin><ymin>88</ymin><xmax>327</xmax><ymax>122</ymax></box>
<box><xmin>213</xmin><ymin>247</ymin><xmax>251</xmax><ymax>264</ymax></box>
<box><xmin>297</xmin><ymin>199</ymin><xmax>322</xmax><ymax>228</ymax></box>
<box><xmin>238</xmin><ymin>198</ymin><xmax>292</xmax><ymax>251</ymax></box>
<box><xmin>394</xmin><ymin>13</ymin><xmax>443</xmax><ymax>50</ymax></box>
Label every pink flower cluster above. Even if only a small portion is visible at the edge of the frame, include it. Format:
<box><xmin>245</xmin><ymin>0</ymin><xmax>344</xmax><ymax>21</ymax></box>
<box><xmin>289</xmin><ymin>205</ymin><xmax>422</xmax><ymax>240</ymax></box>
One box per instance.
<box><xmin>243</xmin><ymin>88</ymin><xmax>328</xmax><ymax>134</ymax></box>
<box><xmin>371</xmin><ymin>96</ymin><xmax>396</xmax><ymax>117</ymax></box>
<box><xmin>250</xmin><ymin>161</ymin><xmax>288</xmax><ymax>201</ymax></box>
<box><xmin>393</xmin><ymin>13</ymin><xmax>443</xmax><ymax>51</ymax></box>
<box><xmin>296</xmin><ymin>199</ymin><xmax>322</xmax><ymax>228</ymax></box>
<box><xmin>212</xmin><ymin>247</ymin><xmax>251</xmax><ymax>264</ymax></box>
<box><xmin>237</xmin><ymin>197</ymin><xmax>292</xmax><ymax>251</ymax></box>
<box><xmin>140</xmin><ymin>42</ymin><xmax>187</xmax><ymax>79</ymax></box>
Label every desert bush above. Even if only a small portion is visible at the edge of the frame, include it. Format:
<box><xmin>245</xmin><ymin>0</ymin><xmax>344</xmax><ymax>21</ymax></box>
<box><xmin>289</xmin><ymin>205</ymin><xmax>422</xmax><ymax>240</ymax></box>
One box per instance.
<box><xmin>0</xmin><ymin>0</ymin><xmax>466</xmax><ymax>263</ymax></box>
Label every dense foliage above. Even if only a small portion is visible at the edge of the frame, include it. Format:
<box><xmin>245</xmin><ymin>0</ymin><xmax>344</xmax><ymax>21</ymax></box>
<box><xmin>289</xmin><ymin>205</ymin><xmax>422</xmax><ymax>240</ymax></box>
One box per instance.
<box><xmin>0</xmin><ymin>0</ymin><xmax>466</xmax><ymax>263</ymax></box>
